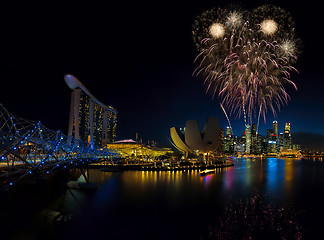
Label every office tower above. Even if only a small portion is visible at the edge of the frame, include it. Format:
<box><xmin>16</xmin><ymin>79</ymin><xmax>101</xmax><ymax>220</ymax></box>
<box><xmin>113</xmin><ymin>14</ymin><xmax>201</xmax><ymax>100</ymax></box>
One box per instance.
<box><xmin>266</xmin><ymin>129</ymin><xmax>276</xmax><ymax>154</ymax></box>
<box><xmin>258</xmin><ymin>135</ymin><xmax>267</xmax><ymax>154</ymax></box>
<box><xmin>245</xmin><ymin>124</ymin><xmax>251</xmax><ymax>154</ymax></box>
<box><xmin>219</xmin><ymin>128</ymin><xmax>224</xmax><ymax>155</ymax></box>
<box><xmin>273</xmin><ymin>120</ymin><xmax>278</xmax><ymax>137</ymax></box>
<box><xmin>251</xmin><ymin>123</ymin><xmax>257</xmax><ymax>154</ymax></box>
<box><xmin>266</xmin><ymin>129</ymin><xmax>273</xmax><ymax>142</ymax></box>
<box><xmin>272</xmin><ymin>120</ymin><xmax>279</xmax><ymax>153</ymax></box>
<box><xmin>225</xmin><ymin>126</ymin><xmax>232</xmax><ymax>137</ymax></box>
<box><xmin>279</xmin><ymin>133</ymin><xmax>284</xmax><ymax>152</ymax></box>
<box><xmin>284</xmin><ymin>123</ymin><xmax>292</xmax><ymax>150</ymax></box>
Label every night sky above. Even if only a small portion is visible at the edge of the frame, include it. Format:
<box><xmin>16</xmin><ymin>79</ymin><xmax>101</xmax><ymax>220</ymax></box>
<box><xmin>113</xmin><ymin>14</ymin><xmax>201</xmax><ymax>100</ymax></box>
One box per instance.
<box><xmin>1</xmin><ymin>0</ymin><xmax>323</xmax><ymax>148</ymax></box>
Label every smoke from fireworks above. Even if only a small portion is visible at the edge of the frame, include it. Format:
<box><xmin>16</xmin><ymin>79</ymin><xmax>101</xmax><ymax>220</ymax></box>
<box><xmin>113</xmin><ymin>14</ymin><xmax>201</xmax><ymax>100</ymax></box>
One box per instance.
<box><xmin>192</xmin><ymin>5</ymin><xmax>299</xmax><ymax>125</ymax></box>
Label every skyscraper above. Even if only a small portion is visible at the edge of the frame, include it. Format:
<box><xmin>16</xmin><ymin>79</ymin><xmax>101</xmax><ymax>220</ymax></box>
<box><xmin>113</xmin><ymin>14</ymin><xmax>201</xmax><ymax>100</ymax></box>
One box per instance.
<box><xmin>65</xmin><ymin>74</ymin><xmax>117</xmax><ymax>147</ymax></box>
<box><xmin>245</xmin><ymin>124</ymin><xmax>251</xmax><ymax>154</ymax></box>
<box><xmin>284</xmin><ymin>123</ymin><xmax>292</xmax><ymax>150</ymax></box>
<box><xmin>251</xmin><ymin>123</ymin><xmax>257</xmax><ymax>154</ymax></box>
<box><xmin>272</xmin><ymin>120</ymin><xmax>278</xmax><ymax>153</ymax></box>
<box><xmin>219</xmin><ymin>128</ymin><xmax>224</xmax><ymax>155</ymax></box>
<box><xmin>273</xmin><ymin>121</ymin><xmax>278</xmax><ymax>137</ymax></box>
<box><xmin>279</xmin><ymin>133</ymin><xmax>284</xmax><ymax>152</ymax></box>
<box><xmin>225</xmin><ymin>126</ymin><xmax>232</xmax><ymax>137</ymax></box>
<box><xmin>266</xmin><ymin>129</ymin><xmax>273</xmax><ymax>142</ymax></box>
<box><xmin>266</xmin><ymin>129</ymin><xmax>273</xmax><ymax>153</ymax></box>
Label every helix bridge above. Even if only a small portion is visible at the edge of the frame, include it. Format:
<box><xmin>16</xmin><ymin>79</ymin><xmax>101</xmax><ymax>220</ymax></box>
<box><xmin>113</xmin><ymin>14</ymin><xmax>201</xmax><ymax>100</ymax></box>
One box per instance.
<box><xmin>0</xmin><ymin>103</ymin><xmax>118</xmax><ymax>189</ymax></box>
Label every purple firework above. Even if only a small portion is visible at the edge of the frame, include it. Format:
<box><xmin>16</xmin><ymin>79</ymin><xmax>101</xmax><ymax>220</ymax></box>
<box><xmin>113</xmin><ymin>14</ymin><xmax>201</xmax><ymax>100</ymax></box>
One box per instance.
<box><xmin>192</xmin><ymin>5</ymin><xmax>299</xmax><ymax>125</ymax></box>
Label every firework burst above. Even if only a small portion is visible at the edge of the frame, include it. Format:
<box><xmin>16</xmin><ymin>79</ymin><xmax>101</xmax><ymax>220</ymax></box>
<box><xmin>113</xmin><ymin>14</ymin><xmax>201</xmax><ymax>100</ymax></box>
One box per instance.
<box><xmin>192</xmin><ymin>4</ymin><xmax>300</xmax><ymax>125</ymax></box>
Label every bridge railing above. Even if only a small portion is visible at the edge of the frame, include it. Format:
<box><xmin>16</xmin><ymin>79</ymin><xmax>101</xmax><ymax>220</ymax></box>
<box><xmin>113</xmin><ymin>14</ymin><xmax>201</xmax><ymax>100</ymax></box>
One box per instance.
<box><xmin>0</xmin><ymin>103</ymin><xmax>119</xmax><ymax>188</ymax></box>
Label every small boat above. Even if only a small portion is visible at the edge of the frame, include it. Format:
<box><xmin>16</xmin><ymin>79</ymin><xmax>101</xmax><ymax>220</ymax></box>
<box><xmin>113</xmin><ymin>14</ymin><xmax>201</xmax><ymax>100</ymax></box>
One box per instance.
<box><xmin>199</xmin><ymin>169</ymin><xmax>216</xmax><ymax>176</ymax></box>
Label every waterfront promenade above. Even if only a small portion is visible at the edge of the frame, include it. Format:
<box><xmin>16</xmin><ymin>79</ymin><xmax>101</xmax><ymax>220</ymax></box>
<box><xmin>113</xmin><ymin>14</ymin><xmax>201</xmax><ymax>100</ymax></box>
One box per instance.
<box><xmin>91</xmin><ymin>159</ymin><xmax>234</xmax><ymax>171</ymax></box>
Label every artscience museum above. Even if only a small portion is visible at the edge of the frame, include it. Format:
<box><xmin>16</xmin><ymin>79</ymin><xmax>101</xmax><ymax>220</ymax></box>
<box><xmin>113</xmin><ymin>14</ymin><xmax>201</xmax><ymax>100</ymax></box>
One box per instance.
<box><xmin>170</xmin><ymin>117</ymin><xmax>221</xmax><ymax>158</ymax></box>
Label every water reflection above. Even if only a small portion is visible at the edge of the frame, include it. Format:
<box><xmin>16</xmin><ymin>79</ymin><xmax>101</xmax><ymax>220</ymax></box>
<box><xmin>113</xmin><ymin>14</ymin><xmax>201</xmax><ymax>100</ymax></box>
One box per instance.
<box><xmin>40</xmin><ymin>158</ymin><xmax>324</xmax><ymax>239</ymax></box>
<box><xmin>92</xmin><ymin>176</ymin><xmax>117</xmax><ymax>209</ymax></box>
<box><xmin>209</xmin><ymin>158</ymin><xmax>302</xmax><ymax>197</ymax></box>
<box><xmin>223</xmin><ymin>165</ymin><xmax>233</xmax><ymax>189</ymax></box>
<box><xmin>5</xmin><ymin>157</ymin><xmax>324</xmax><ymax>240</ymax></box>
<box><xmin>51</xmin><ymin>157</ymin><xmax>324</xmax><ymax>239</ymax></box>
<box><xmin>266</xmin><ymin>157</ymin><xmax>279</xmax><ymax>192</ymax></box>
<box><xmin>85</xmin><ymin>158</ymin><xmax>310</xmax><ymax>204</ymax></box>
<box><xmin>245</xmin><ymin>158</ymin><xmax>254</xmax><ymax>187</ymax></box>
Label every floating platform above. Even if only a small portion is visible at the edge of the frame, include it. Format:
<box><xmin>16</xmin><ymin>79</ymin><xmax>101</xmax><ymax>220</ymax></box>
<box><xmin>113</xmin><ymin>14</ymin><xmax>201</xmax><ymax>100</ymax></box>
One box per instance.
<box><xmin>199</xmin><ymin>169</ymin><xmax>216</xmax><ymax>176</ymax></box>
<box><xmin>90</xmin><ymin>162</ymin><xmax>234</xmax><ymax>172</ymax></box>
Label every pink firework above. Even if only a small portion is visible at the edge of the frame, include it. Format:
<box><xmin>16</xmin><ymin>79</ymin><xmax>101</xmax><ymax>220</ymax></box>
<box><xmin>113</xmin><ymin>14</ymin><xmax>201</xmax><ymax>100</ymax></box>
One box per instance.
<box><xmin>192</xmin><ymin>5</ymin><xmax>299</xmax><ymax>125</ymax></box>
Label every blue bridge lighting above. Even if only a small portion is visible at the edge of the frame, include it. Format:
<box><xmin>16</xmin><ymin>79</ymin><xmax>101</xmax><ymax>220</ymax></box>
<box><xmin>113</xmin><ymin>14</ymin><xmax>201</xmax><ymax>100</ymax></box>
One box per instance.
<box><xmin>0</xmin><ymin>103</ymin><xmax>119</xmax><ymax>188</ymax></box>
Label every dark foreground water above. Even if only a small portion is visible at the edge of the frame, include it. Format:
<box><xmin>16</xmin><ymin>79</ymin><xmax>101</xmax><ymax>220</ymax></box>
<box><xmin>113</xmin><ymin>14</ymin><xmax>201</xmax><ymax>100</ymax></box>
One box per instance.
<box><xmin>1</xmin><ymin>157</ymin><xmax>324</xmax><ymax>239</ymax></box>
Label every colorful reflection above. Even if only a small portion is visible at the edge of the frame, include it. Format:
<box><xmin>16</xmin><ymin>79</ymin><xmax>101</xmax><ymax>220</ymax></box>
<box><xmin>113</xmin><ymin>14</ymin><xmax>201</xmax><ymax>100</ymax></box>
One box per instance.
<box><xmin>216</xmin><ymin>157</ymin><xmax>302</xmax><ymax>198</ymax></box>
<box><xmin>266</xmin><ymin>158</ymin><xmax>279</xmax><ymax>191</ymax></box>
<box><xmin>203</xmin><ymin>174</ymin><xmax>212</xmax><ymax>187</ymax></box>
<box><xmin>224</xmin><ymin>166</ymin><xmax>233</xmax><ymax>189</ymax></box>
<box><xmin>87</xmin><ymin>158</ymin><xmax>304</xmax><ymax>204</ymax></box>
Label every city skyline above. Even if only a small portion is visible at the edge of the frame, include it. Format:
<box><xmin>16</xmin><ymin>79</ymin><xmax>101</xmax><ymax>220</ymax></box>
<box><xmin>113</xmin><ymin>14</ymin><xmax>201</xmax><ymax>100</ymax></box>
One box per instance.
<box><xmin>1</xmin><ymin>0</ymin><xmax>323</xmax><ymax>150</ymax></box>
<box><xmin>1</xmin><ymin>2</ymin><xmax>324</xmax><ymax>240</ymax></box>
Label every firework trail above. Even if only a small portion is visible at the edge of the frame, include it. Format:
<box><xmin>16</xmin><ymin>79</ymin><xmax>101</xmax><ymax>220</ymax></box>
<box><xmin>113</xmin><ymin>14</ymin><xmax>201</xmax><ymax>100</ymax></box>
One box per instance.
<box><xmin>192</xmin><ymin>4</ymin><xmax>299</xmax><ymax>127</ymax></box>
<box><xmin>220</xmin><ymin>102</ymin><xmax>234</xmax><ymax>136</ymax></box>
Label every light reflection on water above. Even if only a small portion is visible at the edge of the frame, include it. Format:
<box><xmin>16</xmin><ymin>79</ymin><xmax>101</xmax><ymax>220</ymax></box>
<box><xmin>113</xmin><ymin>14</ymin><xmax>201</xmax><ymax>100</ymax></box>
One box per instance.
<box><xmin>85</xmin><ymin>157</ymin><xmax>316</xmax><ymax>206</ymax></box>
<box><xmin>58</xmin><ymin>157</ymin><xmax>324</xmax><ymax>239</ymax></box>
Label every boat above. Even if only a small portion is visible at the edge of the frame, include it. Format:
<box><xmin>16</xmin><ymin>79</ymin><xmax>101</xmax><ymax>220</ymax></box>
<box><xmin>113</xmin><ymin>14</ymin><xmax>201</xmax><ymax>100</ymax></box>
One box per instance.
<box><xmin>199</xmin><ymin>169</ymin><xmax>216</xmax><ymax>176</ymax></box>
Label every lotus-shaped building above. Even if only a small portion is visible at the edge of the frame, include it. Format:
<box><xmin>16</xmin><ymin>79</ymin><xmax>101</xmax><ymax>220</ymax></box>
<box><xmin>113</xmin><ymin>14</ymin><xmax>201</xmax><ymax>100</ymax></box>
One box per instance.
<box><xmin>170</xmin><ymin>117</ymin><xmax>221</xmax><ymax>156</ymax></box>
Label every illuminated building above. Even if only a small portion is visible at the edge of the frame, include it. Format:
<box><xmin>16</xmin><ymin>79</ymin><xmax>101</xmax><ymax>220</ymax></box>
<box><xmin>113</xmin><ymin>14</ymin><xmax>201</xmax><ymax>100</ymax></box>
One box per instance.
<box><xmin>245</xmin><ymin>124</ymin><xmax>251</xmax><ymax>154</ymax></box>
<box><xmin>224</xmin><ymin>126</ymin><xmax>234</xmax><ymax>154</ymax></box>
<box><xmin>284</xmin><ymin>123</ymin><xmax>292</xmax><ymax>150</ymax></box>
<box><xmin>273</xmin><ymin>121</ymin><xmax>278</xmax><ymax>137</ymax></box>
<box><xmin>266</xmin><ymin>129</ymin><xmax>276</xmax><ymax>154</ymax></box>
<box><xmin>259</xmin><ymin>135</ymin><xmax>268</xmax><ymax>154</ymax></box>
<box><xmin>251</xmin><ymin>123</ymin><xmax>257</xmax><ymax>154</ymax></box>
<box><xmin>225</xmin><ymin>126</ymin><xmax>232</xmax><ymax>137</ymax></box>
<box><xmin>64</xmin><ymin>74</ymin><xmax>117</xmax><ymax>147</ymax></box>
<box><xmin>279</xmin><ymin>133</ymin><xmax>284</xmax><ymax>152</ymax></box>
<box><xmin>279</xmin><ymin>148</ymin><xmax>302</xmax><ymax>157</ymax></box>
<box><xmin>234</xmin><ymin>135</ymin><xmax>245</xmax><ymax>154</ymax></box>
<box><xmin>269</xmin><ymin>120</ymin><xmax>278</xmax><ymax>153</ymax></box>
<box><xmin>266</xmin><ymin>129</ymin><xmax>272</xmax><ymax>140</ymax></box>
<box><xmin>268</xmin><ymin>140</ymin><xmax>277</xmax><ymax>154</ymax></box>
<box><xmin>292</xmin><ymin>144</ymin><xmax>301</xmax><ymax>150</ymax></box>
<box><xmin>234</xmin><ymin>142</ymin><xmax>245</xmax><ymax>153</ymax></box>
<box><xmin>106</xmin><ymin>139</ymin><xmax>173</xmax><ymax>159</ymax></box>
<box><xmin>219</xmin><ymin>128</ymin><xmax>224</xmax><ymax>155</ymax></box>
<box><xmin>273</xmin><ymin>120</ymin><xmax>278</xmax><ymax>152</ymax></box>
<box><xmin>170</xmin><ymin>117</ymin><xmax>221</xmax><ymax>157</ymax></box>
<box><xmin>223</xmin><ymin>136</ymin><xmax>234</xmax><ymax>154</ymax></box>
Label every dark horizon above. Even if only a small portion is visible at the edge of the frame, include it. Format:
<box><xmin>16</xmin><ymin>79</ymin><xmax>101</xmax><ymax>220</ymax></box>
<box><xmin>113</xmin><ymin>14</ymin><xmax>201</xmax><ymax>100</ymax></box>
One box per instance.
<box><xmin>1</xmin><ymin>0</ymin><xmax>323</xmax><ymax>149</ymax></box>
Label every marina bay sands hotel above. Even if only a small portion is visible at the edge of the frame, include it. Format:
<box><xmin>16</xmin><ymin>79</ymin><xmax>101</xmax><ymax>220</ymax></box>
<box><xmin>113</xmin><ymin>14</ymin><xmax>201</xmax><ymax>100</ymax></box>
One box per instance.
<box><xmin>64</xmin><ymin>74</ymin><xmax>117</xmax><ymax>147</ymax></box>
